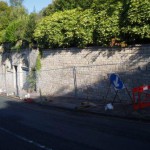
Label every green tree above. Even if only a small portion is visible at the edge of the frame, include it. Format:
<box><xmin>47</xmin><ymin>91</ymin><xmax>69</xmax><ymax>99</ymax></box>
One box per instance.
<box><xmin>0</xmin><ymin>1</ymin><xmax>11</xmax><ymax>43</ymax></box>
<box><xmin>74</xmin><ymin>9</ymin><xmax>96</xmax><ymax>47</ymax></box>
<box><xmin>0</xmin><ymin>1</ymin><xmax>28</xmax><ymax>45</ymax></box>
<box><xmin>34</xmin><ymin>9</ymin><xmax>78</xmax><ymax>48</ymax></box>
<box><xmin>41</xmin><ymin>4</ymin><xmax>54</xmax><ymax>16</ymax></box>
<box><xmin>9</xmin><ymin>6</ymin><xmax>28</xmax><ymax>21</ymax></box>
<box><xmin>34</xmin><ymin>9</ymin><xmax>96</xmax><ymax>48</ymax></box>
<box><xmin>94</xmin><ymin>0</ymin><xmax>123</xmax><ymax>46</ymax></box>
<box><xmin>4</xmin><ymin>19</ymin><xmax>27</xmax><ymax>43</ymax></box>
<box><xmin>9</xmin><ymin>0</ymin><xmax>24</xmax><ymax>7</ymax></box>
<box><xmin>24</xmin><ymin>13</ymin><xmax>40</xmax><ymax>43</ymax></box>
<box><xmin>42</xmin><ymin>0</ymin><xmax>94</xmax><ymax>16</ymax></box>
<box><xmin>121</xmin><ymin>0</ymin><xmax>150</xmax><ymax>43</ymax></box>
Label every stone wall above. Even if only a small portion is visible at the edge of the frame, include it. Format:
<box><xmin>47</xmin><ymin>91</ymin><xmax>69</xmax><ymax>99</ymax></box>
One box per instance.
<box><xmin>0</xmin><ymin>45</ymin><xmax>150</xmax><ymax>101</ymax></box>
<box><xmin>38</xmin><ymin>45</ymin><xmax>150</xmax><ymax>100</ymax></box>
<box><xmin>0</xmin><ymin>49</ymin><xmax>39</xmax><ymax>98</ymax></box>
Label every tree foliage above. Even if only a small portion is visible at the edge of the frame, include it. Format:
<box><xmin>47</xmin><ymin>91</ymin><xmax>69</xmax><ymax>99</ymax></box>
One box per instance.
<box><xmin>121</xmin><ymin>0</ymin><xmax>150</xmax><ymax>43</ymax></box>
<box><xmin>0</xmin><ymin>2</ymin><xmax>11</xmax><ymax>29</ymax></box>
<box><xmin>34</xmin><ymin>9</ymin><xmax>96</xmax><ymax>48</ymax></box>
<box><xmin>4</xmin><ymin>19</ymin><xmax>27</xmax><ymax>43</ymax></box>
<box><xmin>9</xmin><ymin>6</ymin><xmax>28</xmax><ymax>21</ymax></box>
<box><xmin>42</xmin><ymin>0</ymin><xmax>94</xmax><ymax>16</ymax></box>
<box><xmin>34</xmin><ymin>0</ymin><xmax>123</xmax><ymax>48</ymax></box>
<box><xmin>94</xmin><ymin>0</ymin><xmax>122</xmax><ymax>45</ymax></box>
<box><xmin>0</xmin><ymin>2</ymin><xmax>12</xmax><ymax>43</ymax></box>
<box><xmin>24</xmin><ymin>13</ymin><xmax>40</xmax><ymax>43</ymax></box>
<box><xmin>0</xmin><ymin>1</ymin><xmax>33</xmax><ymax>46</ymax></box>
<box><xmin>34</xmin><ymin>9</ymin><xmax>78</xmax><ymax>48</ymax></box>
<box><xmin>9</xmin><ymin>0</ymin><xmax>24</xmax><ymax>7</ymax></box>
<box><xmin>0</xmin><ymin>0</ymin><xmax>150</xmax><ymax>49</ymax></box>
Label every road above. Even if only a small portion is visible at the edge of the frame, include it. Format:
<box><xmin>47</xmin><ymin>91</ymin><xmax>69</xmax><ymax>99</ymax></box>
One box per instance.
<box><xmin>0</xmin><ymin>96</ymin><xmax>150</xmax><ymax>150</ymax></box>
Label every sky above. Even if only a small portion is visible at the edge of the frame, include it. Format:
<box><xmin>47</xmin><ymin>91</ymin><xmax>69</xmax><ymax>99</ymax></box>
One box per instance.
<box><xmin>23</xmin><ymin>0</ymin><xmax>52</xmax><ymax>13</ymax></box>
<box><xmin>2</xmin><ymin>0</ymin><xmax>52</xmax><ymax>13</ymax></box>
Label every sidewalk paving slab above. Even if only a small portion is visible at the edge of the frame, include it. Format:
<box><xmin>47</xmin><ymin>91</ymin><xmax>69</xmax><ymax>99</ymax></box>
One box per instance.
<box><xmin>33</xmin><ymin>97</ymin><xmax>150</xmax><ymax>121</ymax></box>
<box><xmin>1</xmin><ymin>94</ymin><xmax>150</xmax><ymax>121</ymax></box>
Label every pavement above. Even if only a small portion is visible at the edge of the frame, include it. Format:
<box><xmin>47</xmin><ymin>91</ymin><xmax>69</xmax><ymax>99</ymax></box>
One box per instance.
<box><xmin>1</xmin><ymin>93</ymin><xmax>150</xmax><ymax>121</ymax></box>
<box><xmin>32</xmin><ymin>96</ymin><xmax>150</xmax><ymax>121</ymax></box>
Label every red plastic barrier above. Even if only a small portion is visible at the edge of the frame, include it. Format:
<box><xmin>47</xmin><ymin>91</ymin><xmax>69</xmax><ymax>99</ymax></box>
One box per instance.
<box><xmin>132</xmin><ymin>85</ymin><xmax>150</xmax><ymax>110</ymax></box>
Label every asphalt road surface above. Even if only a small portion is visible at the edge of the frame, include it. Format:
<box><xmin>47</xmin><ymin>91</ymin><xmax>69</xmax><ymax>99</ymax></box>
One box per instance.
<box><xmin>0</xmin><ymin>96</ymin><xmax>150</xmax><ymax>150</ymax></box>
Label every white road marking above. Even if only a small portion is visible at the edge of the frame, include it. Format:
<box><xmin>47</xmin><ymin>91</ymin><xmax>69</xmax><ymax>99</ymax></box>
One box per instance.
<box><xmin>0</xmin><ymin>127</ymin><xmax>53</xmax><ymax>150</ymax></box>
